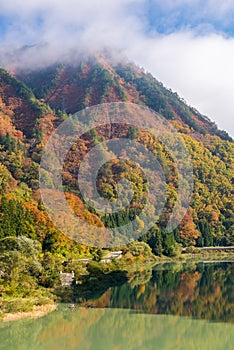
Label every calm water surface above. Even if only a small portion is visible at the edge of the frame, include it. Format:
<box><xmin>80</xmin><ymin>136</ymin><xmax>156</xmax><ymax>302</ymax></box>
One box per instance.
<box><xmin>0</xmin><ymin>262</ymin><xmax>233</xmax><ymax>350</ymax></box>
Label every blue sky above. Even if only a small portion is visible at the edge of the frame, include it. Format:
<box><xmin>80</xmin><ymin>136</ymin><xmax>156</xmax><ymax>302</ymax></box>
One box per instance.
<box><xmin>145</xmin><ymin>0</ymin><xmax>234</xmax><ymax>35</ymax></box>
<box><xmin>0</xmin><ymin>0</ymin><xmax>233</xmax><ymax>137</ymax></box>
<box><xmin>1</xmin><ymin>1</ymin><xmax>234</xmax><ymax>40</ymax></box>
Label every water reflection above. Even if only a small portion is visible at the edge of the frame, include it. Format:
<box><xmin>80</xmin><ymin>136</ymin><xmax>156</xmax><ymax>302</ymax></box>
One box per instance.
<box><xmin>80</xmin><ymin>262</ymin><xmax>234</xmax><ymax>322</ymax></box>
<box><xmin>0</xmin><ymin>262</ymin><xmax>233</xmax><ymax>350</ymax></box>
<box><xmin>0</xmin><ymin>308</ymin><xmax>233</xmax><ymax>350</ymax></box>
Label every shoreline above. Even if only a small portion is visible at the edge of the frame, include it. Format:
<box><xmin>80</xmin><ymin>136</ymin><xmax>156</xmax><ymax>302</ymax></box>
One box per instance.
<box><xmin>2</xmin><ymin>303</ymin><xmax>57</xmax><ymax>322</ymax></box>
<box><xmin>1</xmin><ymin>253</ymin><xmax>234</xmax><ymax>323</ymax></box>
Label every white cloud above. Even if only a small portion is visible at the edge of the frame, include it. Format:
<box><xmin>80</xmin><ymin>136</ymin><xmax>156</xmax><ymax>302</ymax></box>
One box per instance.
<box><xmin>127</xmin><ymin>32</ymin><xmax>234</xmax><ymax>137</ymax></box>
<box><xmin>0</xmin><ymin>0</ymin><xmax>144</xmax><ymax>45</ymax></box>
<box><xmin>0</xmin><ymin>0</ymin><xmax>233</xmax><ymax>137</ymax></box>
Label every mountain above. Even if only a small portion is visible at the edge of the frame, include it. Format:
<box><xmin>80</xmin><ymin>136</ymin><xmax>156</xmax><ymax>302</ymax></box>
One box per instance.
<box><xmin>0</xmin><ymin>54</ymin><xmax>233</xmax><ymax>257</ymax></box>
<box><xmin>16</xmin><ymin>54</ymin><xmax>232</xmax><ymax>141</ymax></box>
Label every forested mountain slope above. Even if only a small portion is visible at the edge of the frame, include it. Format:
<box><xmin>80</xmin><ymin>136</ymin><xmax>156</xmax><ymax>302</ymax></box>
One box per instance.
<box><xmin>0</xmin><ymin>54</ymin><xmax>233</xmax><ymax>258</ymax></box>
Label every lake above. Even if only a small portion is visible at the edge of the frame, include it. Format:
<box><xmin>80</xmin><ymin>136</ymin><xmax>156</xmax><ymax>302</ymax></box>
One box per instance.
<box><xmin>0</xmin><ymin>261</ymin><xmax>233</xmax><ymax>350</ymax></box>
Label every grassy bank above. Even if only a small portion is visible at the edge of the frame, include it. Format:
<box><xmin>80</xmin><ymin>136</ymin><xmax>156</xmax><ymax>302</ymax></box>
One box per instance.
<box><xmin>2</xmin><ymin>303</ymin><xmax>57</xmax><ymax>322</ymax></box>
<box><xmin>0</xmin><ymin>296</ymin><xmax>57</xmax><ymax>322</ymax></box>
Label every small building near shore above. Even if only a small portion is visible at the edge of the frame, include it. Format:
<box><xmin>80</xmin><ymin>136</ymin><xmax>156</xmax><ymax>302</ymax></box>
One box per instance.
<box><xmin>60</xmin><ymin>271</ymin><xmax>75</xmax><ymax>286</ymax></box>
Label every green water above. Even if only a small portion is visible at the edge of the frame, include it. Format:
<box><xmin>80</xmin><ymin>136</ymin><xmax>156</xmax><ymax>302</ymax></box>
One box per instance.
<box><xmin>0</xmin><ymin>262</ymin><xmax>233</xmax><ymax>350</ymax></box>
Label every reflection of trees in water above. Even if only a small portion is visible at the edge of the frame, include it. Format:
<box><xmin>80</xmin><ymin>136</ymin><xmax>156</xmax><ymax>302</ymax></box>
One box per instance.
<box><xmin>128</xmin><ymin>268</ymin><xmax>152</xmax><ymax>288</ymax></box>
<box><xmin>0</xmin><ymin>264</ymin><xmax>233</xmax><ymax>350</ymax></box>
<box><xmin>1</xmin><ymin>307</ymin><xmax>234</xmax><ymax>350</ymax></box>
<box><xmin>0</xmin><ymin>318</ymin><xmax>43</xmax><ymax>350</ymax></box>
<box><xmin>91</xmin><ymin>262</ymin><xmax>234</xmax><ymax>322</ymax></box>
